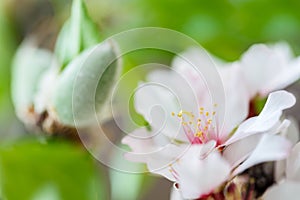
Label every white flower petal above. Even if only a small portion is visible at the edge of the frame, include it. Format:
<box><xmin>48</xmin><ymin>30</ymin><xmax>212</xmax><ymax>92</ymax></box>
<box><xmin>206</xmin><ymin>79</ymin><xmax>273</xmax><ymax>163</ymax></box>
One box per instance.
<box><xmin>224</xmin><ymin>90</ymin><xmax>295</xmax><ymax>145</ymax></box>
<box><xmin>174</xmin><ymin>145</ymin><xmax>231</xmax><ymax>199</ymax></box>
<box><xmin>147</xmin><ymin>69</ymin><xmax>200</xmax><ymax>118</ymax></box>
<box><xmin>233</xmin><ymin>134</ymin><xmax>292</xmax><ymax>176</ymax></box>
<box><xmin>172</xmin><ymin>48</ymin><xmax>216</xmax><ymax>109</ymax></box>
<box><xmin>261</xmin><ymin>65</ymin><xmax>300</xmax><ymax>96</ymax></box>
<box><xmin>218</xmin><ymin>63</ymin><xmax>250</xmax><ymax>137</ymax></box>
<box><xmin>122</xmin><ymin>129</ymin><xmax>158</xmax><ymax>163</ymax></box>
<box><xmin>240</xmin><ymin>43</ymin><xmax>291</xmax><ymax>97</ymax></box>
<box><xmin>147</xmin><ymin>144</ymin><xmax>188</xmax><ymax>182</ymax></box>
<box><xmin>171</xmin><ymin>47</ymin><xmax>226</xmax><ymax>133</ymax></box>
<box><xmin>122</xmin><ymin>128</ymin><xmax>187</xmax><ymax>182</ymax></box>
<box><xmin>263</xmin><ymin>181</ymin><xmax>300</xmax><ymax>200</ymax></box>
<box><xmin>134</xmin><ymin>82</ymin><xmax>188</xmax><ymax>141</ymax></box>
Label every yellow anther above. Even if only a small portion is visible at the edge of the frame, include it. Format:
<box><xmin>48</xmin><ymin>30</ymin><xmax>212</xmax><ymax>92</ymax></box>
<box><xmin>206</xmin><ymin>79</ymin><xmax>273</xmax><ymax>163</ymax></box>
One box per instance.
<box><xmin>189</xmin><ymin>121</ymin><xmax>193</xmax><ymax>125</ymax></box>
<box><xmin>200</xmin><ymin>107</ymin><xmax>204</xmax><ymax>111</ymax></box>
<box><xmin>214</xmin><ymin>103</ymin><xmax>218</xmax><ymax>107</ymax></box>
<box><xmin>205</xmin><ymin>112</ymin><xmax>209</xmax><ymax>116</ymax></box>
<box><xmin>177</xmin><ymin>112</ymin><xmax>182</xmax><ymax>117</ymax></box>
<box><xmin>200</xmin><ymin>111</ymin><xmax>204</xmax><ymax>114</ymax></box>
<box><xmin>171</xmin><ymin>112</ymin><xmax>175</xmax><ymax>116</ymax></box>
<box><xmin>212</xmin><ymin>111</ymin><xmax>216</xmax><ymax>115</ymax></box>
<box><xmin>195</xmin><ymin>131</ymin><xmax>203</xmax><ymax>137</ymax></box>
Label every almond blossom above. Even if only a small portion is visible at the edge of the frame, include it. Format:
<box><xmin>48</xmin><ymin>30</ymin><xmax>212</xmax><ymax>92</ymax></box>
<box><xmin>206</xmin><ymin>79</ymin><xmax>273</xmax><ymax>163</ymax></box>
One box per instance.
<box><xmin>122</xmin><ymin>50</ymin><xmax>295</xmax><ymax>199</ymax></box>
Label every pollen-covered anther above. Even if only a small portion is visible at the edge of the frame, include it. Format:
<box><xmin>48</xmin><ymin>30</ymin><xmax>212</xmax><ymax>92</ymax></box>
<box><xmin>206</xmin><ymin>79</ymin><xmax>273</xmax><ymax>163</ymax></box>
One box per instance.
<box><xmin>177</xmin><ymin>111</ymin><xmax>183</xmax><ymax>118</ymax></box>
<box><xmin>195</xmin><ymin>131</ymin><xmax>203</xmax><ymax>138</ymax></box>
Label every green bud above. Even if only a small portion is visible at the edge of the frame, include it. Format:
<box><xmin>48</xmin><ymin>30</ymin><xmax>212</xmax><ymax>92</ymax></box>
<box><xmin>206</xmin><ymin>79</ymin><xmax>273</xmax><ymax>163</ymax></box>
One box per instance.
<box><xmin>11</xmin><ymin>39</ymin><xmax>55</xmax><ymax>122</ymax></box>
<box><xmin>51</xmin><ymin>40</ymin><xmax>121</xmax><ymax>127</ymax></box>
<box><xmin>54</xmin><ymin>0</ymin><xmax>101</xmax><ymax>70</ymax></box>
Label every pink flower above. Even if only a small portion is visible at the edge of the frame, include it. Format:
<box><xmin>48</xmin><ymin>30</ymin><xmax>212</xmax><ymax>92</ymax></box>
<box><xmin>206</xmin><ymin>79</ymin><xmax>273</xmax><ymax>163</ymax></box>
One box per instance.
<box><xmin>122</xmin><ymin>48</ymin><xmax>295</xmax><ymax>199</ymax></box>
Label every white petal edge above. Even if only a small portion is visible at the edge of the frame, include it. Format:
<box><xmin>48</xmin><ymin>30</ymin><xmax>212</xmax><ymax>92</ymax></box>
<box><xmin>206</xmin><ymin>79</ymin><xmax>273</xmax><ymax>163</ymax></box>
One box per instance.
<box><xmin>224</xmin><ymin>90</ymin><xmax>296</xmax><ymax>145</ymax></box>
<box><xmin>232</xmin><ymin>134</ymin><xmax>292</xmax><ymax>176</ymax></box>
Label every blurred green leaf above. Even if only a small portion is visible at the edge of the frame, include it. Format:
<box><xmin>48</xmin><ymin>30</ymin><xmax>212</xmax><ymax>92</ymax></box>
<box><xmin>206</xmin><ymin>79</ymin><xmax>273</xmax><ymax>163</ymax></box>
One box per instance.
<box><xmin>110</xmin><ymin>169</ymin><xmax>146</xmax><ymax>200</ymax></box>
<box><xmin>109</xmin><ymin>143</ymin><xmax>153</xmax><ymax>200</ymax></box>
<box><xmin>55</xmin><ymin>0</ymin><xmax>101</xmax><ymax>70</ymax></box>
<box><xmin>0</xmin><ymin>139</ymin><xmax>108</xmax><ymax>200</ymax></box>
<box><xmin>0</xmin><ymin>2</ymin><xmax>17</xmax><ymax>118</ymax></box>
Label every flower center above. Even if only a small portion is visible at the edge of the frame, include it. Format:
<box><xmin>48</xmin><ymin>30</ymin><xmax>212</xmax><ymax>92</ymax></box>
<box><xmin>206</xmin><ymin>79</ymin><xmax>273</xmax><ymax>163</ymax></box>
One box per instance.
<box><xmin>171</xmin><ymin>105</ymin><xmax>218</xmax><ymax>144</ymax></box>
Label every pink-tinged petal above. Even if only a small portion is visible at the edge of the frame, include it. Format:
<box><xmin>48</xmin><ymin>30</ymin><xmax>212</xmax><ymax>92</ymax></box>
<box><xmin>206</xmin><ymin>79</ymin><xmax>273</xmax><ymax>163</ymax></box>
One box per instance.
<box><xmin>172</xmin><ymin>47</ymin><xmax>226</xmax><ymax>132</ymax></box>
<box><xmin>173</xmin><ymin>145</ymin><xmax>231</xmax><ymax>199</ymax></box>
<box><xmin>286</xmin><ymin>142</ymin><xmax>300</xmax><ymax>181</ymax></box>
<box><xmin>122</xmin><ymin>128</ymin><xmax>188</xmax><ymax>182</ymax></box>
<box><xmin>232</xmin><ymin>134</ymin><xmax>292</xmax><ymax>176</ymax></box>
<box><xmin>224</xmin><ymin>90</ymin><xmax>296</xmax><ymax>145</ymax></box>
<box><xmin>170</xmin><ymin>186</ymin><xmax>184</xmax><ymax>200</ymax></box>
<box><xmin>240</xmin><ymin>43</ymin><xmax>290</xmax><ymax>98</ymax></box>
<box><xmin>263</xmin><ymin>181</ymin><xmax>300</xmax><ymax>200</ymax></box>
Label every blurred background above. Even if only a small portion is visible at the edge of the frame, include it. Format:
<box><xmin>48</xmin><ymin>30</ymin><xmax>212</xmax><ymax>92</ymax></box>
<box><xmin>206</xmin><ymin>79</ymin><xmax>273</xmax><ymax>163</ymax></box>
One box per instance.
<box><xmin>1</xmin><ymin>0</ymin><xmax>300</xmax><ymax>199</ymax></box>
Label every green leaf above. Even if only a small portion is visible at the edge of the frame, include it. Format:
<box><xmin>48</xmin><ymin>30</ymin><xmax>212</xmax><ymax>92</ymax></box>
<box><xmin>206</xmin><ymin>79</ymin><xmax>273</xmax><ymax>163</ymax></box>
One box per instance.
<box><xmin>54</xmin><ymin>0</ymin><xmax>101</xmax><ymax>70</ymax></box>
<box><xmin>52</xmin><ymin>40</ymin><xmax>121</xmax><ymax>127</ymax></box>
<box><xmin>11</xmin><ymin>39</ymin><xmax>54</xmax><ymax>120</ymax></box>
<box><xmin>0</xmin><ymin>139</ymin><xmax>108</xmax><ymax>200</ymax></box>
<box><xmin>109</xmin><ymin>144</ymin><xmax>153</xmax><ymax>200</ymax></box>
